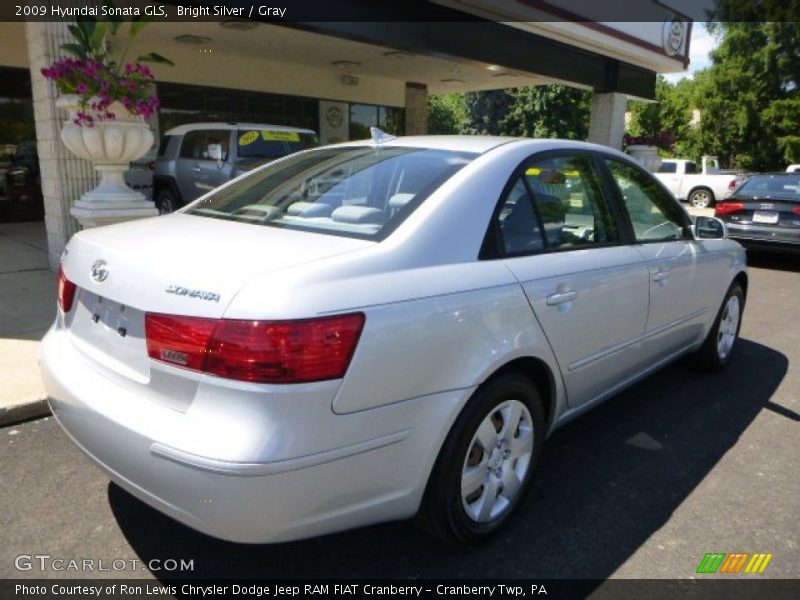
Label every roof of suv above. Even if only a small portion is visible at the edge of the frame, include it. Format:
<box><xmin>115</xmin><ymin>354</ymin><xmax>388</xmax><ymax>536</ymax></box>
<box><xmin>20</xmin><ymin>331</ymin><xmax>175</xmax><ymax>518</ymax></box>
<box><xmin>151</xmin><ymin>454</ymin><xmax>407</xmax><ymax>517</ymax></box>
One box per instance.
<box><xmin>164</xmin><ymin>122</ymin><xmax>316</xmax><ymax>136</ymax></box>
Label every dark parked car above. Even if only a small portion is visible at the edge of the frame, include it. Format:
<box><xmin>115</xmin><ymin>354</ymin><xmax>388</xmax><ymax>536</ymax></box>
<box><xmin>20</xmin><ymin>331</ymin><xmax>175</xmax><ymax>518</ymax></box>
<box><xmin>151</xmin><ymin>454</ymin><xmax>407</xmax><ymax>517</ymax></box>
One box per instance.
<box><xmin>715</xmin><ymin>173</ymin><xmax>800</xmax><ymax>253</ymax></box>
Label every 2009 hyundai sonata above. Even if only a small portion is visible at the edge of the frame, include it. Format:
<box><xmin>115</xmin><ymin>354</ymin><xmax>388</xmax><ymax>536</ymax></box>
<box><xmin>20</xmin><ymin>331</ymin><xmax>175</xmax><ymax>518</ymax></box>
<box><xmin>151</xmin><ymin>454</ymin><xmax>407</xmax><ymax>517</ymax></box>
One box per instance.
<box><xmin>42</xmin><ymin>135</ymin><xmax>747</xmax><ymax>544</ymax></box>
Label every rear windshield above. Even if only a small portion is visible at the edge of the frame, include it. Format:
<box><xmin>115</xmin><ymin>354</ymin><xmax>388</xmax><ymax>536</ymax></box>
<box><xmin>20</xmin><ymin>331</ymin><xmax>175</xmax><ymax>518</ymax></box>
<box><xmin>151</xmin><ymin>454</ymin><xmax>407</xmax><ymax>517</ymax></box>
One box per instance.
<box><xmin>237</xmin><ymin>129</ymin><xmax>318</xmax><ymax>160</ymax></box>
<box><xmin>186</xmin><ymin>146</ymin><xmax>476</xmax><ymax>240</ymax></box>
<box><xmin>737</xmin><ymin>175</ymin><xmax>800</xmax><ymax>200</ymax></box>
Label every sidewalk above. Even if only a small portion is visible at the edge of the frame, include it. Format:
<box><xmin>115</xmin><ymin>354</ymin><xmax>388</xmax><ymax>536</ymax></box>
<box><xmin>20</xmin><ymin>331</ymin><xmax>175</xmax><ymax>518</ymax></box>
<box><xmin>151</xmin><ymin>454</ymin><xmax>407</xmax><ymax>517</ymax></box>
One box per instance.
<box><xmin>0</xmin><ymin>221</ymin><xmax>55</xmax><ymax>426</ymax></box>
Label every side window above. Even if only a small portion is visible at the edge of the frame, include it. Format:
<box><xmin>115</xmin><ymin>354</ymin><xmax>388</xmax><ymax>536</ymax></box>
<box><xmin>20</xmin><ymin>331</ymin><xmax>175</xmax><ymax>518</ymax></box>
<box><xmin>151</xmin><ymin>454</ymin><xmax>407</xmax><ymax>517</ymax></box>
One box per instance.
<box><xmin>684</xmin><ymin>161</ymin><xmax>698</xmax><ymax>174</ymax></box>
<box><xmin>179</xmin><ymin>130</ymin><xmax>229</xmax><ymax>161</ymax></box>
<box><xmin>605</xmin><ymin>159</ymin><xmax>688</xmax><ymax>242</ymax></box>
<box><xmin>523</xmin><ymin>155</ymin><xmax>619</xmax><ymax>250</ymax></box>
<box><xmin>496</xmin><ymin>178</ymin><xmax>544</xmax><ymax>255</ymax></box>
<box><xmin>657</xmin><ymin>162</ymin><xmax>677</xmax><ymax>173</ymax></box>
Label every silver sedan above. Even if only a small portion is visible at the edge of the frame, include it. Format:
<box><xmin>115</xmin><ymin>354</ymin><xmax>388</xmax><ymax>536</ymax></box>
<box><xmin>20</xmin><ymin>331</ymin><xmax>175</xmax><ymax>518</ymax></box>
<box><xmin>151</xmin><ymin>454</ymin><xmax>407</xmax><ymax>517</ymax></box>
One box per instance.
<box><xmin>42</xmin><ymin>135</ymin><xmax>747</xmax><ymax>544</ymax></box>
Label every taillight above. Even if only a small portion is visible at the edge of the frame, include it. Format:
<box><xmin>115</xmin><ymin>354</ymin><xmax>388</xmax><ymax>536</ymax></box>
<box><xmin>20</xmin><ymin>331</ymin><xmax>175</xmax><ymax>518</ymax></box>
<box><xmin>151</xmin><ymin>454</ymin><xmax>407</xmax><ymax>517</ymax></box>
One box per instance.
<box><xmin>57</xmin><ymin>266</ymin><xmax>77</xmax><ymax>312</ymax></box>
<box><xmin>793</xmin><ymin>206</ymin><xmax>800</xmax><ymax>216</ymax></box>
<box><xmin>715</xmin><ymin>202</ymin><xmax>745</xmax><ymax>216</ymax></box>
<box><xmin>145</xmin><ymin>314</ymin><xmax>217</xmax><ymax>371</ymax></box>
<box><xmin>145</xmin><ymin>312</ymin><xmax>365</xmax><ymax>384</ymax></box>
<box><xmin>728</xmin><ymin>179</ymin><xmax>738</xmax><ymax>190</ymax></box>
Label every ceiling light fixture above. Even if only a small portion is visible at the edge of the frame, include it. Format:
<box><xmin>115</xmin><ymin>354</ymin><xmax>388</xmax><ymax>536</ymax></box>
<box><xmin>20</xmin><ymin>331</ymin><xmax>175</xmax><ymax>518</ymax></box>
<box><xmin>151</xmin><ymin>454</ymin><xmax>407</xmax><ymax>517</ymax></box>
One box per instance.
<box><xmin>219</xmin><ymin>20</ymin><xmax>259</xmax><ymax>31</ymax></box>
<box><xmin>331</xmin><ymin>60</ymin><xmax>362</xmax><ymax>70</ymax></box>
<box><xmin>174</xmin><ymin>34</ymin><xmax>212</xmax><ymax>45</ymax></box>
<box><xmin>383</xmin><ymin>50</ymin><xmax>413</xmax><ymax>60</ymax></box>
<box><xmin>440</xmin><ymin>78</ymin><xmax>465</xmax><ymax>86</ymax></box>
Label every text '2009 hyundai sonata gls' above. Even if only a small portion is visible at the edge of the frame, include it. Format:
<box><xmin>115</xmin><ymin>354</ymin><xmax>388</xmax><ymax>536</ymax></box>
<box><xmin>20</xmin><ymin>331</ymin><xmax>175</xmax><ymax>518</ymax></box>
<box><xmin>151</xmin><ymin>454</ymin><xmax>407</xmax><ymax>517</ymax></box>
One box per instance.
<box><xmin>42</xmin><ymin>134</ymin><xmax>747</xmax><ymax>544</ymax></box>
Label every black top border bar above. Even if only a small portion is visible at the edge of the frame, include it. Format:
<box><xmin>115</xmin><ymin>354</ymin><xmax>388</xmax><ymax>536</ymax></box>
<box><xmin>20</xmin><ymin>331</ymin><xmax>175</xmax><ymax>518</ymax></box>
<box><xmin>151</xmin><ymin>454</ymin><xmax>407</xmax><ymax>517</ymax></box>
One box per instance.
<box><xmin>3</xmin><ymin>0</ymin><xmax>800</xmax><ymax>22</ymax></box>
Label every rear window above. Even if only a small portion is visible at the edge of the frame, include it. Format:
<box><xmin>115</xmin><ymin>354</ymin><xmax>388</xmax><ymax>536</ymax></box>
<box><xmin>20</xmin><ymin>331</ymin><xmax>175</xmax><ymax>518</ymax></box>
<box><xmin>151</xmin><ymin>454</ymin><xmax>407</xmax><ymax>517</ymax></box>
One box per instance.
<box><xmin>237</xmin><ymin>129</ymin><xmax>318</xmax><ymax>160</ymax></box>
<box><xmin>736</xmin><ymin>175</ymin><xmax>800</xmax><ymax>199</ymax></box>
<box><xmin>186</xmin><ymin>146</ymin><xmax>476</xmax><ymax>240</ymax></box>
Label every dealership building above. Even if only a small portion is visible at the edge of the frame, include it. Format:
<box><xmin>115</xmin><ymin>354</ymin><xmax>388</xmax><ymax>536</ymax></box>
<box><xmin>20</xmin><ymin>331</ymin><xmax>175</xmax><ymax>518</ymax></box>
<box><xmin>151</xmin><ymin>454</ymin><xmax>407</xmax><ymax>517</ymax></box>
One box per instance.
<box><xmin>0</xmin><ymin>1</ymin><xmax>694</xmax><ymax>267</ymax></box>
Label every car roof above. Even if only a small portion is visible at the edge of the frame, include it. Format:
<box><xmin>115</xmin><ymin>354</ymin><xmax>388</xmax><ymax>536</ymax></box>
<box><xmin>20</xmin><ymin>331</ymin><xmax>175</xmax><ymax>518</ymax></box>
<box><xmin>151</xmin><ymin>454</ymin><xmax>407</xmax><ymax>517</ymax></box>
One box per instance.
<box><xmin>164</xmin><ymin>122</ymin><xmax>316</xmax><ymax>136</ymax></box>
<box><xmin>331</xmin><ymin>135</ymin><xmax>618</xmax><ymax>156</ymax></box>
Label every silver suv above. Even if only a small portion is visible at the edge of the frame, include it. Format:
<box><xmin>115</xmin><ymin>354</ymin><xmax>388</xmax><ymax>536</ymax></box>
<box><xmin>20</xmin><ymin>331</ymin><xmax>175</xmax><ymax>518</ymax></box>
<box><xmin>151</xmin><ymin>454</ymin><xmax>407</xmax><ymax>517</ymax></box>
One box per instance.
<box><xmin>153</xmin><ymin>122</ymin><xmax>318</xmax><ymax>214</ymax></box>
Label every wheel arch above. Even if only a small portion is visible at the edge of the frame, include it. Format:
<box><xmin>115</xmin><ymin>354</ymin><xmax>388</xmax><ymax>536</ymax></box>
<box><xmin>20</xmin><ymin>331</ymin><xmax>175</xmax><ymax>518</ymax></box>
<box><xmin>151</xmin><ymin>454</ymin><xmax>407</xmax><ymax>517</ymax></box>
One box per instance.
<box><xmin>688</xmin><ymin>185</ymin><xmax>715</xmax><ymax>201</ymax></box>
<box><xmin>152</xmin><ymin>176</ymin><xmax>182</xmax><ymax>206</ymax></box>
<box><xmin>733</xmin><ymin>270</ymin><xmax>748</xmax><ymax>300</ymax></box>
<box><xmin>484</xmin><ymin>356</ymin><xmax>557</xmax><ymax>434</ymax></box>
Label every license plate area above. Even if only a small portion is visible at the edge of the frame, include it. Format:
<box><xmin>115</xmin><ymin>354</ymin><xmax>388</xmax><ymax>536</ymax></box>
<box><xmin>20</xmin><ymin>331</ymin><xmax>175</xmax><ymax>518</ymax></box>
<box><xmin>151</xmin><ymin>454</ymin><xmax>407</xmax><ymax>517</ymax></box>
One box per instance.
<box><xmin>752</xmin><ymin>211</ymin><xmax>779</xmax><ymax>224</ymax></box>
<box><xmin>68</xmin><ymin>290</ymin><xmax>150</xmax><ymax>379</ymax></box>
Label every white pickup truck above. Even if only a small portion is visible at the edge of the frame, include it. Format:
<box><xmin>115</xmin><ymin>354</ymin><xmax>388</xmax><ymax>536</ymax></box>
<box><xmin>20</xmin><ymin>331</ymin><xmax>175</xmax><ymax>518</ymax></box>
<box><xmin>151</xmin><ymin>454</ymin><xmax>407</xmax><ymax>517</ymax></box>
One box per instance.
<box><xmin>655</xmin><ymin>157</ymin><xmax>740</xmax><ymax>209</ymax></box>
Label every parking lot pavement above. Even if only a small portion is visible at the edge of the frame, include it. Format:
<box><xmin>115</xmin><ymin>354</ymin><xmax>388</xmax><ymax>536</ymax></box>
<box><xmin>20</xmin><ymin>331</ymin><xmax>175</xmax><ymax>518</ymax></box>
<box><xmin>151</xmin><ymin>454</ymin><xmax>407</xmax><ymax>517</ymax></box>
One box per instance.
<box><xmin>1</xmin><ymin>251</ymin><xmax>798</xmax><ymax>585</ymax></box>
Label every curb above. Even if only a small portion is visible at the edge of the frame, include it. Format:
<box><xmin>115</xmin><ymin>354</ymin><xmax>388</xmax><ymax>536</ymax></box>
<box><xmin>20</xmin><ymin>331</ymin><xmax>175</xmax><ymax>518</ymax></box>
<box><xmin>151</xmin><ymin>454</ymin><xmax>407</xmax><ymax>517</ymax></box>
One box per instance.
<box><xmin>0</xmin><ymin>397</ymin><xmax>51</xmax><ymax>427</ymax></box>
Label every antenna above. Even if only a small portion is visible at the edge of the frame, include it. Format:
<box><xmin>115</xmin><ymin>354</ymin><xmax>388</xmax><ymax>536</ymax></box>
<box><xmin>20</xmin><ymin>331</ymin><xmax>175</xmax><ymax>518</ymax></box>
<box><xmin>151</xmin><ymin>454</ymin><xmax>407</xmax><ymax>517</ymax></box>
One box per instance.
<box><xmin>370</xmin><ymin>127</ymin><xmax>396</xmax><ymax>145</ymax></box>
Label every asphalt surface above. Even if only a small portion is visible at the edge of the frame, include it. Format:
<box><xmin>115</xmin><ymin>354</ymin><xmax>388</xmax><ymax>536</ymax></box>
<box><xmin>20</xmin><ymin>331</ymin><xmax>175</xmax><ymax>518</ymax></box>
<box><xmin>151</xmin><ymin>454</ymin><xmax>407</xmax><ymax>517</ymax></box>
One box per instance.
<box><xmin>1</xmin><ymin>250</ymin><xmax>798</xmax><ymax>586</ymax></box>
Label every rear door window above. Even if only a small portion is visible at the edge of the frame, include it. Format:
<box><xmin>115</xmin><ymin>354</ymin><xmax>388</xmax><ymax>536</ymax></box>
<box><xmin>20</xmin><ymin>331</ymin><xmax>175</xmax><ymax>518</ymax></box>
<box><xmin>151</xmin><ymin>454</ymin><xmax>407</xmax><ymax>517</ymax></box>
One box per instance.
<box><xmin>179</xmin><ymin>130</ymin><xmax>230</xmax><ymax>161</ymax></box>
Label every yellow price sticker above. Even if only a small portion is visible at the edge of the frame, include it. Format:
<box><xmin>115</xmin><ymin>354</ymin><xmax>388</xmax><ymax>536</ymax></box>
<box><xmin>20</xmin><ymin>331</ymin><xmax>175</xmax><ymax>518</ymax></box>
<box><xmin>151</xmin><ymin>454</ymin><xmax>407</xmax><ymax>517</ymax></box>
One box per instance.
<box><xmin>238</xmin><ymin>131</ymin><xmax>260</xmax><ymax>146</ymax></box>
<box><xmin>262</xmin><ymin>130</ymin><xmax>300</xmax><ymax>142</ymax></box>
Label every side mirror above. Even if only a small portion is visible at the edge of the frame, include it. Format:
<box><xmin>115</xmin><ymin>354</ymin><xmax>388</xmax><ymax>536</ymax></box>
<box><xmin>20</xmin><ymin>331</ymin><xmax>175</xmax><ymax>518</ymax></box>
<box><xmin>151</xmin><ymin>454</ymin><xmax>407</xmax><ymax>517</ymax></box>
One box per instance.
<box><xmin>694</xmin><ymin>216</ymin><xmax>727</xmax><ymax>239</ymax></box>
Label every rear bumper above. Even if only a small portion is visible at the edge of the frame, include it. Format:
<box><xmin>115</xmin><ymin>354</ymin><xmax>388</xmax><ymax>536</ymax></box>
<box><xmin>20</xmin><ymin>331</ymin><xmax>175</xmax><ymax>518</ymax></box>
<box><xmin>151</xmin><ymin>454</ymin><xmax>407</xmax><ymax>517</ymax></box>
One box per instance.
<box><xmin>726</xmin><ymin>223</ymin><xmax>800</xmax><ymax>253</ymax></box>
<box><xmin>40</xmin><ymin>326</ymin><xmax>470</xmax><ymax>543</ymax></box>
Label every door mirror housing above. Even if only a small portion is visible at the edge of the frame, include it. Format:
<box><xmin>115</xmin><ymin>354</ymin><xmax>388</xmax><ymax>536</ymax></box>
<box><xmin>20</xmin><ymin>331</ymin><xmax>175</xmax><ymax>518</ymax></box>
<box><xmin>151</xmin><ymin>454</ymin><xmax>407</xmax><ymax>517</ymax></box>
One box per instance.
<box><xmin>694</xmin><ymin>216</ymin><xmax>727</xmax><ymax>239</ymax></box>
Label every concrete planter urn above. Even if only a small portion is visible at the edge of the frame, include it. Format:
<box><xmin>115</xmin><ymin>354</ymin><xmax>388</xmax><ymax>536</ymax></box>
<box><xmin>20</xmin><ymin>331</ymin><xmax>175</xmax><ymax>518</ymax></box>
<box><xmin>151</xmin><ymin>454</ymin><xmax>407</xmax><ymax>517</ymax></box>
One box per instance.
<box><xmin>57</xmin><ymin>94</ymin><xmax>157</xmax><ymax>228</ymax></box>
<box><xmin>626</xmin><ymin>145</ymin><xmax>663</xmax><ymax>173</ymax></box>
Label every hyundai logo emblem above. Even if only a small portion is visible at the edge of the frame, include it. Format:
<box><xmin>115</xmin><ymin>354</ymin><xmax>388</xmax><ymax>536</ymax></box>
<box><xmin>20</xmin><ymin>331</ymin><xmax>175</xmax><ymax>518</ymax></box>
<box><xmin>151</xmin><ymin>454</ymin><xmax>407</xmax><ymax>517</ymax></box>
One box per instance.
<box><xmin>91</xmin><ymin>260</ymin><xmax>109</xmax><ymax>283</ymax></box>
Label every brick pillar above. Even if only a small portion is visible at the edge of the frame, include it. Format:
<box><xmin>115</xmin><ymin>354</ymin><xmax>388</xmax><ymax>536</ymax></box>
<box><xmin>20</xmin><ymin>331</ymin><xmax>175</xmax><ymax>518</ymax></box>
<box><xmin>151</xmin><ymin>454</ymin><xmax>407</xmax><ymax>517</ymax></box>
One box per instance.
<box><xmin>588</xmin><ymin>91</ymin><xmax>627</xmax><ymax>150</ymax></box>
<box><xmin>404</xmin><ymin>82</ymin><xmax>428</xmax><ymax>136</ymax></box>
<box><xmin>26</xmin><ymin>22</ymin><xmax>97</xmax><ymax>269</ymax></box>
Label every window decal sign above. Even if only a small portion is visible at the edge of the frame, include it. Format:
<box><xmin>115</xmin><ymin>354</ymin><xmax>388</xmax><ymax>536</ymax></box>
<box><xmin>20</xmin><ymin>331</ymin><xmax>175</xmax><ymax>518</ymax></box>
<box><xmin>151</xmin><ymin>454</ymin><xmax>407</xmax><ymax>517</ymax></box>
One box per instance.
<box><xmin>262</xmin><ymin>130</ymin><xmax>300</xmax><ymax>142</ymax></box>
<box><xmin>238</xmin><ymin>131</ymin><xmax>259</xmax><ymax>146</ymax></box>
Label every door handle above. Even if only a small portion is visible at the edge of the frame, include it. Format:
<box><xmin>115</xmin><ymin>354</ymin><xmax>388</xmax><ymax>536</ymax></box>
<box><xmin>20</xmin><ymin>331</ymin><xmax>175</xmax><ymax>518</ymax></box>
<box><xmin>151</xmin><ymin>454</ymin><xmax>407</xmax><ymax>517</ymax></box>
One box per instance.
<box><xmin>546</xmin><ymin>290</ymin><xmax>577</xmax><ymax>306</ymax></box>
<box><xmin>653</xmin><ymin>269</ymin><xmax>670</xmax><ymax>282</ymax></box>
<box><xmin>192</xmin><ymin>167</ymin><xmax>201</xmax><ymax>173</ymax></box>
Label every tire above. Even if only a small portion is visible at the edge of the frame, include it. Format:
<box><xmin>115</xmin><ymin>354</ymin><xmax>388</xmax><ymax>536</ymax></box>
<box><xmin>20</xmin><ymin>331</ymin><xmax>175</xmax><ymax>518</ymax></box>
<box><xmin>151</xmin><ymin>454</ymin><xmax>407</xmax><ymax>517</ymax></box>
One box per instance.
<box><xmin>688</xmin><ymin>188</ymin><xmax>715</xmax><ymax>209</ymax></box>
<box><xmin>156</xmin><ymin>189</ymin><xmax>178</xmax><ymax>215</ymax></box>
<box><xmin>691</xmin><ymin>283</ymin><xmax>745</xmax><ymax>372</ymax></box>
<box><xmin>416</xmin><ymin>373</ymin><xmax>545</xmax><ymax>544</ymax></box>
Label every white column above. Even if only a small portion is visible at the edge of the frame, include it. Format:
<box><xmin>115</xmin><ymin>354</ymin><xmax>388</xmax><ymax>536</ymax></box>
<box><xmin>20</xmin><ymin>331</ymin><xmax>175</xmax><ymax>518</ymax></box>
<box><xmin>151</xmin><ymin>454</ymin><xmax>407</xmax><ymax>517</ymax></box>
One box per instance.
<box><xmin>26</xmin><ymin>21</ymin><xmax>96</xmax><ymax>269</ymax></box>
<box><xmin>588</xmin><ymin>92</ymin><xmax>627</xmax><ymax>151</ymax></box>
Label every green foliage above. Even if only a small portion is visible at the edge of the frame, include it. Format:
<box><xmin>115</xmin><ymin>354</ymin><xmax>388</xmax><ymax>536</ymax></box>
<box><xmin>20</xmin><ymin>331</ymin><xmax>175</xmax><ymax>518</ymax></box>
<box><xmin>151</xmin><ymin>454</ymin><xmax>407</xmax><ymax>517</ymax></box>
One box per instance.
<box><xmin>428</xmin><ymin>92</ymin><xmax>468</xmax><ymax>134</ymax></box>
<box><xmin>59</xmin><ymin>1</ymin><xmax>174</xmax><ymax>70</ymax></box>
<box><xmin>463</xmin><ymin>90</ymin><xmax>513</xmax><ymax>135</ymax></box>
<box><xmin>691</xmin><ymin>21</ymin><xmax>800</xmax><ymax>169</ymax></box>
<box><xmin>631</xmin><ymin>20</ymin><xmax>800</xmax><ymax>170</ymax></box>
<box><xmin>504</xmin><ymin>85</ymin><xmax>591</xmax><ymax>139</ymax></box>
<box><xmin>427</xmin><ymin>85</ymin><xmax>591</xmax><ymax>139</ymax></box>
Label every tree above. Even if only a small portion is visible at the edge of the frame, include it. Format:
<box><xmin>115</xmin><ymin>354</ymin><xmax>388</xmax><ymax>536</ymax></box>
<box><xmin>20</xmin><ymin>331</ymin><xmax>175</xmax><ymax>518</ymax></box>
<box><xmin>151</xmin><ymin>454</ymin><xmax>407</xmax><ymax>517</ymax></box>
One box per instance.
<box><xmin>428</xmin><ymin>92</ymin><xmax>469</xmax><ymax>134</ymax></box>
<box><xmin>692</xmin><ymin>21</ymin><xmax>800</xmax><ymax>169</ymax></box>
<box><xmin>462</xmin><ymin>90</ymin><xmax>513</xmax><ymax>135</ymax></box>
<box><xmin>428</xmin><ymin>85</ymin><xmax>591</xmax><ymax>139</ymax></box>
<box><xmin>504</xmin><ymin>85</ymin><xmax>591</xmax><ymax>139</ymax></box>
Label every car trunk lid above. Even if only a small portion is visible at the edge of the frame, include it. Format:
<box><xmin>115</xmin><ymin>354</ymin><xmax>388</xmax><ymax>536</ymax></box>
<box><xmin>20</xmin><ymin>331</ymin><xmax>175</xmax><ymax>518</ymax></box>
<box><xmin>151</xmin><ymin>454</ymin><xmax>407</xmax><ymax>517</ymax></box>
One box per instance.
<box><xmin>59</xmin><ymin>213</ymin><xmax>373</xmax><ymax>408</ymax></box>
